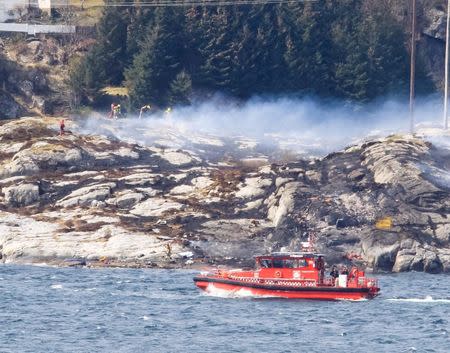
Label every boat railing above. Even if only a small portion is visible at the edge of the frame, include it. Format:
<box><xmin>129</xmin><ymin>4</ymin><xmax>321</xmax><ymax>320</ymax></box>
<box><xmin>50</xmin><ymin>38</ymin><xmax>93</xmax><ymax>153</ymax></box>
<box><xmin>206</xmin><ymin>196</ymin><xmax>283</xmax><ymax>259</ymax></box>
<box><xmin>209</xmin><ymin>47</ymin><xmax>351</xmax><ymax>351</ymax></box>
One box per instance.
<box><xmin>208</xmin><ymin>271</ymin><xmax>378</xmax><ymax>289</ymax></box>
<box><xmin>347</xmin><ymin>277</ymin><xmax>378</xmax><ymax>288</ymax></box>
<box><xmin>322</xmin><ymin>276</ymin><xmax>379</xmax><ymax>288</ymax></box>
<box><xmin>212</xmin><ymin>269</ymin><xmax>230</xmax><ymax>278</ymax></box>
<box><xmin>361</xmin><ymin>277</ymin><xmax>378</xmax><ymax>289</ymax></box>
<box><xmin>226</xmin><ymin>274</ymin><xmax>318</xmax><ymax>287</ymax></box>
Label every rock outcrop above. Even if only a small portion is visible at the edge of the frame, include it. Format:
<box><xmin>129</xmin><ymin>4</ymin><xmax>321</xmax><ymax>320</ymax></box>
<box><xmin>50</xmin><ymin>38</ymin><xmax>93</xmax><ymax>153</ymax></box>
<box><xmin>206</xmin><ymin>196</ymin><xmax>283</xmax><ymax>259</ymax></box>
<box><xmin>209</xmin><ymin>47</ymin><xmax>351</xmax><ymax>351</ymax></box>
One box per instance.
<box><xmin>3</xmin><ymin>183</ymin><xmax>39</xmax><ymax>207</ymax></box>
<box><xmin>0</xmin><ymin>91</ymin><xmax>22</xmax><ymax>119</ymax></box>
<box><xmin>1</xmin><ymin>117</ymin><xmax>450</xmax><ymax>273</ymax></box>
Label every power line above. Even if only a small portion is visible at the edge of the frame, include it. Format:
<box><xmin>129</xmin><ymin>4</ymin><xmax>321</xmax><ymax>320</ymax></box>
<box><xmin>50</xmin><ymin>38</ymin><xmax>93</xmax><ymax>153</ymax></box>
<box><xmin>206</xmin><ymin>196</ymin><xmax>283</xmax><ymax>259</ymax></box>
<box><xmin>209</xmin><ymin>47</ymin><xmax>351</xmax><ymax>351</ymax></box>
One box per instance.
<box><xmin>409</xmin><ymin>0</ymin><xmax>416</xmax><ymax>134</ymax></box>
<box><xmin>444</xmin><ymin>0</ymin><xmax>450</xmax><ymax>130</ymax></box>
<box><xmin>27</xmin><ymin>0</ymin><xmax>317</xmax><ymax>7</ymax></box>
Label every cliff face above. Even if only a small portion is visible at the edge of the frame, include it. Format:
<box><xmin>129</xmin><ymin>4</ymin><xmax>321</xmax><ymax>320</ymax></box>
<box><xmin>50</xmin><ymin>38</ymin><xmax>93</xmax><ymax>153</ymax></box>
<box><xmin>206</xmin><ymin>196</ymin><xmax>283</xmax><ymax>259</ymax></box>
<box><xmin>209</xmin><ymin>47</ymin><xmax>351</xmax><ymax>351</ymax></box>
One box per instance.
<box><xmin>0</xmin><ymin>35</ymin><xmax>94</xmax><ymax>119</ymax></box>
<box><xmin>1</xmin><ymin>117</ymin><xmax>450</xmax><ymax>273</ymax></box>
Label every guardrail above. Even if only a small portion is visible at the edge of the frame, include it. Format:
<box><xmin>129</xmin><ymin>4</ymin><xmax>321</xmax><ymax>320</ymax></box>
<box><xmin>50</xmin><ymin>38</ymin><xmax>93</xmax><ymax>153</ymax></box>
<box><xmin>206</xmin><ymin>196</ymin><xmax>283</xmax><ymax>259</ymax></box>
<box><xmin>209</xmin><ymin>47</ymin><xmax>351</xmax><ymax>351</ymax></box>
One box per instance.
<box><xmin>0</xmin><ymin>22</ymin><xmax>76</xmax><ymax>34</ymax></box>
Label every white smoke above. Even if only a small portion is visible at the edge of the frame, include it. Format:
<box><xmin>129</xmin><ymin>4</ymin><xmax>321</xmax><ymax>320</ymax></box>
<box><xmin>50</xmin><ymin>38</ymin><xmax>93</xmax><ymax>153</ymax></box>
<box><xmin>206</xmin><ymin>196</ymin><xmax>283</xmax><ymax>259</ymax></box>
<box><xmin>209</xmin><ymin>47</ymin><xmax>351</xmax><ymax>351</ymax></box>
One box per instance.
<box><xmin>77</xmin><ymin>94</ymin><xmax>445</xmax><ymax>158</ymax></box>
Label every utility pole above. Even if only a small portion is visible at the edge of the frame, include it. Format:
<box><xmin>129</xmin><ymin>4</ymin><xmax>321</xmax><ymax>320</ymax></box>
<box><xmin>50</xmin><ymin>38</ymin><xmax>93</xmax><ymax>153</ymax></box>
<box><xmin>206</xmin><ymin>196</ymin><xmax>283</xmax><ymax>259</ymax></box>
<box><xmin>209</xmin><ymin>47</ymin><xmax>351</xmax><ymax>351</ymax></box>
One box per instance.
<box><xmin>444</xmin><ymin>0</ymin><xmax>450</xmax><ymax>130</ymax></box>
<box><xmin>409</xmin><ymin>0</ymin><xmax>417</xmax><ymax>134</ymax></box>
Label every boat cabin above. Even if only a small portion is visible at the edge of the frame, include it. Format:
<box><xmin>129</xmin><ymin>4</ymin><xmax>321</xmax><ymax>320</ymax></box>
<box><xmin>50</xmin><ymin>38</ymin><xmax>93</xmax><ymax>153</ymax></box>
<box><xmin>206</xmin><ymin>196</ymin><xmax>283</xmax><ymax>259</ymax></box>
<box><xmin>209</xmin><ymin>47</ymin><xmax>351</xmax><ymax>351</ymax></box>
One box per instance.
<box><xmin>255</xmin><ymin>252</ymin><xmax>325</xmax><ymax>283</ymax></box>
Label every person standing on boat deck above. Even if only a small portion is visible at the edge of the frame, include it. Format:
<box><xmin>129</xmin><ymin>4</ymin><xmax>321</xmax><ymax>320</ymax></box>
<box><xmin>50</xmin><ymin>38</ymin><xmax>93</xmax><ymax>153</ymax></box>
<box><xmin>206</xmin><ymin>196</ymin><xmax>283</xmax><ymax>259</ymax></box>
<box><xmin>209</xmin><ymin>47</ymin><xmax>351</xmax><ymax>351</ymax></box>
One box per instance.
<box><xmin>341</xmin><ymin>266</ymin><xmax>349</xmax><ymax>275</ymax></box>
<box><xmin>330</xmin><ymin>265</ymin><xmax>339</xmax><ymax>285</ymax></box>
<box><xmin>317</xmin><ymin>256</ymin><xmax>325</xmax><ymax>284</ymax></box>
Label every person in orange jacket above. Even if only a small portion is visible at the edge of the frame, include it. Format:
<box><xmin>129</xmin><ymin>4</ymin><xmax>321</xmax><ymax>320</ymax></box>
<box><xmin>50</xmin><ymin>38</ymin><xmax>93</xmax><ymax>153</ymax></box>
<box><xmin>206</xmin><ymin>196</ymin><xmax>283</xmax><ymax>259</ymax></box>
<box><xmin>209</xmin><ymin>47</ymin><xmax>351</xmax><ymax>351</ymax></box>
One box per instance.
<box><xmin>59</xmin><ymin>119</ymin><xmax>65</xmax><ymax>136</ymax></box>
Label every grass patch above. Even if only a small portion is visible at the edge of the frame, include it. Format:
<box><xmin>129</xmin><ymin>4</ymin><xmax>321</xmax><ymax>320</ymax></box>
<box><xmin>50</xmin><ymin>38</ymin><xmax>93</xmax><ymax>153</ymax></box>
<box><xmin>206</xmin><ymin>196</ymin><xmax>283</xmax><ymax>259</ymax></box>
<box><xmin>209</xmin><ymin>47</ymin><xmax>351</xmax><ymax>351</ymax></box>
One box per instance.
<box><xmin>69</xmin><ymin>0</ymin><xmax>105</xmax><ymax>7</ymax></box>
<box><xmin>101</xmin><ymin>86</ymin><xmax>129</xmax><ymax>97</ymax></box>
<box><xmin>68</xmin><ymin>0</ymin><xmax>105</xmax><ymax>26</ymax></box>
<box><xmin>385</xmin><ymin>134</ymin><xmax>407</xmax><ymax>143</ymax></box>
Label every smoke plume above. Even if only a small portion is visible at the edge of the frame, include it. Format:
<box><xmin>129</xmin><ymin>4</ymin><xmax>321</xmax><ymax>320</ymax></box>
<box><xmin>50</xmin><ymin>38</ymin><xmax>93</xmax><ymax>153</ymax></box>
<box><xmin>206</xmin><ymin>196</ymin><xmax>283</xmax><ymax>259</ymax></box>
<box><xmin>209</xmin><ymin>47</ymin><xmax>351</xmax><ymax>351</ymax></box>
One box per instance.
<box><xmin>77</xmin><ymin>94</ymin><xmax>445</xmax><ymax>158</ymax></box>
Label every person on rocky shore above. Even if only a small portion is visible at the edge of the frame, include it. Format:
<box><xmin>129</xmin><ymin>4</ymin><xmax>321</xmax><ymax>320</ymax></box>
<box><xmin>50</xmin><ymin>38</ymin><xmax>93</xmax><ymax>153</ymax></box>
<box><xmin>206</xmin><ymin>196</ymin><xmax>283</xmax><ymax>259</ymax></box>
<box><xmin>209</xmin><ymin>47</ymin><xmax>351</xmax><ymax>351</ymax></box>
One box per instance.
<box><xmin>109</xmin><ymin>103</ymin><xmax>121</xmax><ymax>119</ymax></box>
<box><xmin>59</xmin><ymin>119</ymin><xmax>65</xmax><ymax>136</ymax></box>
<box><xmin>109</xmin><ymin>103</ymin><xmax>115</xmax><ymax>119</ymax></box>
<box><xmin>113</xmin><ymin>104</ymin><xmax>121</xmax><ymax>119</ymax></box>
<box><xmin>139</xmin><ymin>104</ymin><xmax>151</xmax><ymax>119</ymax></box>
<box><xmin>165</xmin><ymin>243</ymin><xmax>172</xmax><ymax>259</ymax></box>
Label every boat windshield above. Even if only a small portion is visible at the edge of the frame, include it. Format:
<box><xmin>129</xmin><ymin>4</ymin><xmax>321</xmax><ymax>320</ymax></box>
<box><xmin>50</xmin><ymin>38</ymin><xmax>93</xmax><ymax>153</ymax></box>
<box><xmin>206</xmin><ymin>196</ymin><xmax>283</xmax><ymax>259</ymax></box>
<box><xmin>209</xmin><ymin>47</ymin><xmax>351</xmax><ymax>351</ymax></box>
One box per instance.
<box><xmin>273</xmin><ymin>259</ymin><xmax>284</xmax><ymax>268</ymax></box>
<box><xmin>258</xmin><ymin>257</ymin><xmax>309</xmax><ymax>268</ymax></box>
<box><xmin>260</xmin><ymin>259</ymin><xmax>272</xmax><ymax>268</ymax></box>
<box><xmin>283</xmin><ymin>259</ymin><xmax>296</xmax><ymax>268</ymax></box>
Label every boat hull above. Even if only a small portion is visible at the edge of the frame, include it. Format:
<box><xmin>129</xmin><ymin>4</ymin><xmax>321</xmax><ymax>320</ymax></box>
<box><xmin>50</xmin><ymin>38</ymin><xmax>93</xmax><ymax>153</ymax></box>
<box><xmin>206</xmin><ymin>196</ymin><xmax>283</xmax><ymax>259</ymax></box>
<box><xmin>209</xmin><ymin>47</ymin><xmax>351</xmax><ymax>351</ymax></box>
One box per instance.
<box><xmin>194</xmin><ymin>276</ymin><xmax>379</xmax><ymax>301</ymax></box>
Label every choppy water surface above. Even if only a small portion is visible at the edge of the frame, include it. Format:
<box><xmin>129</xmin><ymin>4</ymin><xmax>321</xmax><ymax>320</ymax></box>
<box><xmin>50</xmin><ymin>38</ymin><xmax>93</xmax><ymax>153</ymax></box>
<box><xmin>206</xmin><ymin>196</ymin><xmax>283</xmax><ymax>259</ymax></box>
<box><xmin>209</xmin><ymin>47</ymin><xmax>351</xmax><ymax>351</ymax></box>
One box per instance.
<box><xmin>0</xmin><ymin>265</ymin><xmax>449</xmax><ymax>353</ymax></box>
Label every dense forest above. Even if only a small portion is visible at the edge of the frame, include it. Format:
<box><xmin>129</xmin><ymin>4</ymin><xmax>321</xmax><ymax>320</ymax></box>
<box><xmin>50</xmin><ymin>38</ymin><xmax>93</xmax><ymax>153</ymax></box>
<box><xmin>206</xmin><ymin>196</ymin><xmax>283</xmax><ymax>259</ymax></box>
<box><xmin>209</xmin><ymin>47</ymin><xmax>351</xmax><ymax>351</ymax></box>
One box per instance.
<box><xmin>70</xmin><ymin>0</ymin><xmax>428</xmax><ymax>110</ymax></box>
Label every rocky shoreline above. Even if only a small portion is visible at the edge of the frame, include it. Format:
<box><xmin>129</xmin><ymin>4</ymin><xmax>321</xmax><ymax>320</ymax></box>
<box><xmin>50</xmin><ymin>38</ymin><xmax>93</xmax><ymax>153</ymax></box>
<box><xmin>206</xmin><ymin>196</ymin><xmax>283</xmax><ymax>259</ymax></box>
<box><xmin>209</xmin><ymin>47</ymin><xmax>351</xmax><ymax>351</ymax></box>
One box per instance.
<box><xmin>1</xmin><ymin>117</ymin><xmax>450</xmax><ymax>273</ymax></box>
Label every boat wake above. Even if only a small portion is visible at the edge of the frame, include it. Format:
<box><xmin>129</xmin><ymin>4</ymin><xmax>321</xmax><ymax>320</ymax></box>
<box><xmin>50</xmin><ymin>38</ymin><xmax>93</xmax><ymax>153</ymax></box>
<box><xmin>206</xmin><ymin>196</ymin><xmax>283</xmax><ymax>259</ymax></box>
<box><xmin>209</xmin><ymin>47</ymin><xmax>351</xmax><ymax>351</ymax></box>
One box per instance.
<box><xmin>387</xmin><ymin>295</ymin><xmax>450</xmax><ymax>303</ymax></box>
<box><xmin>336</xmin><ymin>298</ymin><xmax>368</xmax><ymax>302</ymax></box>
<box><xmin>203</xmin><ymin>284</ymin><xmax>277</xmax><ymax>299</ymax></box>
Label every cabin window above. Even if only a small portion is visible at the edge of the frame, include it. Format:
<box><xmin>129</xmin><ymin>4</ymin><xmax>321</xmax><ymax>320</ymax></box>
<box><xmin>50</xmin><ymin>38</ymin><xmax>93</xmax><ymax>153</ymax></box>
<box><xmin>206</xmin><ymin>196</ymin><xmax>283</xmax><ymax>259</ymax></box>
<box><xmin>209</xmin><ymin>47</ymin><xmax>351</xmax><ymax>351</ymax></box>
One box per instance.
<box><xmin>260</xmin><ymin>259</ymin><xmax>272</xmax><ymax>268</ymax></box>
<box><xmin>283</xmin><ymin>260</ymin><xmax>296</xmax><ymax>268</ymax></box>
<box><xmin>298</xmin><ymin>259</ymin><xmax>307</xmax><ymax>267</ymax></box>
<box><xmin>272</xmin><ymin>259</ymin><xmax>284</xmax><ymax>268</ymax></box>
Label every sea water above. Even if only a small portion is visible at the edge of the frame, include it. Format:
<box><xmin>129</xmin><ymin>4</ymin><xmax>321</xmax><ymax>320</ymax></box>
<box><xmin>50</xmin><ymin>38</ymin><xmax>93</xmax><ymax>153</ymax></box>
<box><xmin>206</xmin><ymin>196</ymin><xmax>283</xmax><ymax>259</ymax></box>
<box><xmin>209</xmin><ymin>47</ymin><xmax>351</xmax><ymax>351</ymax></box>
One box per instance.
<box><xmin>0</xmin><ymin>265</ymin><xmax>449</xmax><ymax>353</ymax></box>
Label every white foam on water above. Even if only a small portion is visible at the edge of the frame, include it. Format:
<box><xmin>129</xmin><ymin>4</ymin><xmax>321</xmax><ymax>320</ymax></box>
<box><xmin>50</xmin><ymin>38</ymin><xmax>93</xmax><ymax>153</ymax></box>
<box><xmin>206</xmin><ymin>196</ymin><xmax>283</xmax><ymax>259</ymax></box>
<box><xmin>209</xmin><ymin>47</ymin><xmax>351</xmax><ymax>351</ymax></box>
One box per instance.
<box><xmin>202</xmin><ymin>284</ymin><xmax>373</xmax><ymax>300</ymax></box>
<box><xmin>141</xmin><ymin>316</ymin><xmax>150</xmax><ymax>321</ymax></box>
<box><xmin>50</xmin><ymin>284</ymin><xmax>63</xmax><ymax>289</ymax></box>
<box><xmin>203</xmin><ymin>283</ymin><xmax>277</xmax><ymax>299</ymax></box>
<box><xmin>336</xmin><ymin>297</ymin><xmax>369</xmax><ymax>302</ymax></box>
<box><xmin>387</xmin><ymin>295</ymin><xmax>450</xmax><ymax>303</ymax></box>
<box><xmin>25</xmin><ymin>262</ymin><xmax>52</xmax><ymax>268</ymax></box>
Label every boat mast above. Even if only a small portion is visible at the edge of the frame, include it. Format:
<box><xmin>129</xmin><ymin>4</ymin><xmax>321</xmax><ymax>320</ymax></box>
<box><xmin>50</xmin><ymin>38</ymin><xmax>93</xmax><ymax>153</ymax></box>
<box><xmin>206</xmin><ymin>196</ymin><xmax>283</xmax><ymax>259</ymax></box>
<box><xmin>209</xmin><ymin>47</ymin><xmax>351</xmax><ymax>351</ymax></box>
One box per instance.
<box><xmin>444</xmin><ymin>0</ymin><xmax>450</xmax><ymax>130</ymax></box>
<box><xmin>409</xmin><ymin>0</ymin><xmax>417</xmax><ymax>134</ymax></box>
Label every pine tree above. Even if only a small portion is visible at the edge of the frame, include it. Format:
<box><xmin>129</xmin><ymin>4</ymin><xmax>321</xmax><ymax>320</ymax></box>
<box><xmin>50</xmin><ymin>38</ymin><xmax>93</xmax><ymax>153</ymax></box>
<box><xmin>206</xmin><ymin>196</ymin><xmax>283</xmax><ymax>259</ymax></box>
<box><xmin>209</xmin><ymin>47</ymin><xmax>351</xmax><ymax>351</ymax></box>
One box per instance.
<box><xmin>169</xmin><ymin>70</ymin><xmax>193</xmax><ymax>106</ymax></box>
<box><xmin>183</xmin><ymin>6</ymin><xmax>206</xmax><ymax>83</ymax></box>
<box><xmin>67</xmin><ymin>56</ymin><xmax>86</xmax><ymax>108</ymax></box>
<box><xmin>96</xmin><ymin>5</ymin><xmax>129</xmax><ymax>85</ymax></box>
<box><xmin>330</xmin><ymin>0</ymin><xmax>371</xmax><ymax>100</ymax></box>
<box><xmin>334</xmin><ymin>47</ymin><xmax>370</xmax><ymax>101</ymax></box>
<box><xmin>74</xmin><ymin>0</ymin><xmax>430</xmax><ymax>107</ymax></box>
<box><xmin>300</xmin><ymin>1</ymin><xmax>334</xmax><ymax>95</ymax></box>
<box><xmin>0</xmin><ymin>52</ymin><xmax>8</xmax><ymax>88</ymax></box>
<box><xmin>252</xmin><ymin>5</ymin><xmax>288</xmax><ymax>94</ymax></box>
<box><xmin>196</xmin><ymin>7</ymin><xmax>235</xmax><ymax>92</ymax></box>
<box><xmin>232</xmin><ymin>22</ymin><xmax>261</xmax><ymax>97</ymax></box>
<box><xmin>126</xmin><ymin>6</ymin><xmax>156</xmax><ymax>60</ymax></box>
<box><xmin>360</xmin><ymin>8</ymin><xmax>408</xmax><ymax>98</ymax></box>
<box><xmin>80</xmin><ymin>3</ymin><xmax>129</xmax><ymax>93</ymax></box>
<box><xmin>125</xmin><ymin>8</ymin><xmax>184</xmax><ymax>108</ymax></box>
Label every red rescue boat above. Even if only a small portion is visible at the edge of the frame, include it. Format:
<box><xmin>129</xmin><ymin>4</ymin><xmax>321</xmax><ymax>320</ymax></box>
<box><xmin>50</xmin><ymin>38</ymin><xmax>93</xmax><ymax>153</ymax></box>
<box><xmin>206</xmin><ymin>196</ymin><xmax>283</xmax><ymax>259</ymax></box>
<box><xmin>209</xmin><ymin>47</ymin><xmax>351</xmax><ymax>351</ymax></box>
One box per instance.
<box><xmin>194</xmin><ymin>251</ymin><xmax>380</xmax><ymax>300</ymax></box>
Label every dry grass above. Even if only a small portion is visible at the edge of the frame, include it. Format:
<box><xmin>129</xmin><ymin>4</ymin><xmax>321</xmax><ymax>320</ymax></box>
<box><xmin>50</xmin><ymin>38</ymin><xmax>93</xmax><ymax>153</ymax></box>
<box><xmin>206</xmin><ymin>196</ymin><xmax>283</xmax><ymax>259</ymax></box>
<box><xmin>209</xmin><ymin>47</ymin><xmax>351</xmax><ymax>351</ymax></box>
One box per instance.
<box><xmin>101</xmin><ymin>86</ymin><xmax>129</xmax><ymax>97</ymax></box>
<box><xmin>69</xmin><ymin>0</ymin><xmax>105</xmax><ymax>7</ymax></box>
<box><xmin>210</xmin><ymin>168</ymin><xmax>243</xmax><ymax>194</ymax></box>
<box><xmin>59</xmin><ymin>218</ymin><xmax>107</xmax><ymax>233</ymax></box>
<box><xmin>0</xmin><ymin>120</ymin><xmax>54</xmax><ymax>142</ymax></box>
<box><xmin>66</xmin><ymin>0</ymin><xmax>105</xmax><ymax>26</ymax></box>
<box><xmin>385</xmin><ymin>134</ymin><xmax>407</xmax><ymax>143</ymax></box>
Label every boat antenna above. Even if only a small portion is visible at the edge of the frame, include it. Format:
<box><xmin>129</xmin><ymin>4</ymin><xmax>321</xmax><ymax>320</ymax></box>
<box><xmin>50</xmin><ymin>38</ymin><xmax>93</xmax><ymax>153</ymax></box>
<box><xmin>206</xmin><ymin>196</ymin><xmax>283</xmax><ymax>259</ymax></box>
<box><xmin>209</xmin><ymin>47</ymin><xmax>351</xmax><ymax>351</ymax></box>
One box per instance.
<box><xmin>300</xmin><ymin>232</ymin><xmax>317</xmax><ymax>252</ymax></box>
